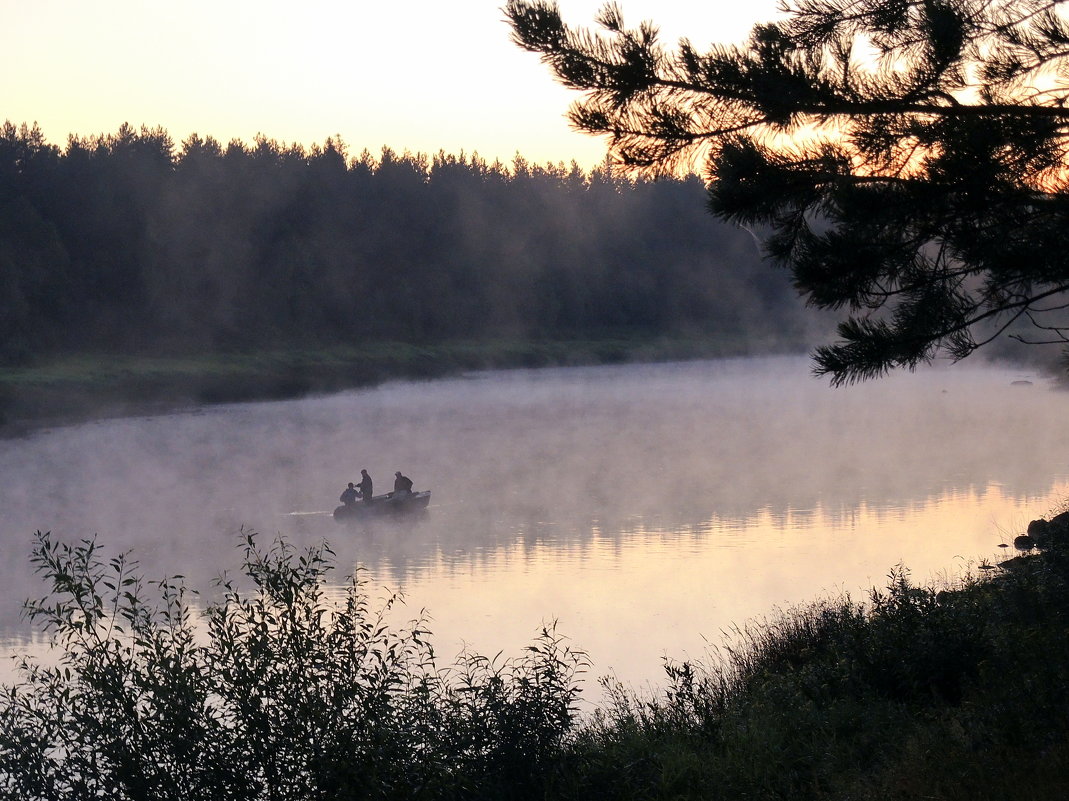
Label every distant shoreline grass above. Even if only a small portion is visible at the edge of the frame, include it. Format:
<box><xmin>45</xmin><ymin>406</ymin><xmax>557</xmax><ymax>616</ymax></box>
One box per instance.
<box><xmin>0</xmin><ymin>335</ymin><xmax>806</xmax><ymax>433</ymax></box>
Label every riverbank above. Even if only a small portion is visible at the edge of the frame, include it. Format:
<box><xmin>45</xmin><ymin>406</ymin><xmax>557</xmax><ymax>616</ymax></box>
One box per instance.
<box><xmin>3</xmin><ymin>523</ymin><xmax>1068</xmax><ymax>800</ymax></box>
<box><xmin>567</xmin><ymin>541</ymin><xmax>1069</xmax><ymax>800</ymax></box>
<box><xmin>0</xmin><ymin>335</ymin><xmax>802</xmax><ymax>434</ymax></box>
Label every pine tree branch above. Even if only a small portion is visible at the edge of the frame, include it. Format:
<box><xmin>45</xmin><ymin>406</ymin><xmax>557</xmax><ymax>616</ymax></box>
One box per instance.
<box><xmin>508</xmin><ymin>0</ymin><xmax>1069</xmax><ymax>379</ymax></box>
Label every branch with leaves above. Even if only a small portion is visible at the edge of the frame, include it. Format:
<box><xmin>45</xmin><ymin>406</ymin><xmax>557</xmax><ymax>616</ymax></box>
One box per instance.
<box><xmin>507</xmin><ymin>0</ymin><xmax>1069</xmax><ymax>382</ymax></box>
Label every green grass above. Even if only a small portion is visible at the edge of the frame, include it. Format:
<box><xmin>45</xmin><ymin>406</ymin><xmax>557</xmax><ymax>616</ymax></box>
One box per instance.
<box><xmin>563</xmin><ymin>556</ymin><xmax>1069</xmax><ymax>800</ymax></box>
<box><xmin>0</xmin><ymin>335</ymin><xmax>805</xmax><ymax>430</ymax></box>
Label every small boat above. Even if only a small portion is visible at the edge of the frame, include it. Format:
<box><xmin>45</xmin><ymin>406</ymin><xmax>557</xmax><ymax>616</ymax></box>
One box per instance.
<box><xmin>333</xmin><ymin>490</ymin><xmax>431</xmax><ymax>521</ymax></box>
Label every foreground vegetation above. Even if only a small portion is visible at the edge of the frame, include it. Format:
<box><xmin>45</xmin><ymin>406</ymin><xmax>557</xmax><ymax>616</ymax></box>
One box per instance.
<box><xmin>3</xmin><ymin>522</ymin><xmax>1069</xmax><ymax>800</ymax></box>
<box><xmin>1</xmin><ymin>533</ymin><xmax>589</xmax><ymax>801</ymax></box>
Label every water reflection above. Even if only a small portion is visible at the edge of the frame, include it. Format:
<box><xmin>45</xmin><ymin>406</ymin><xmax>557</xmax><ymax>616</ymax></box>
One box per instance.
<box><xmin>1</xmin><ymin>356</ymin><xmax>1067</xmax><ymax>692</ymax></box>
<box><xmin>382</xmin><ymin>481</ymin><xmax>1066</xmax><ymax>697</ymax></box>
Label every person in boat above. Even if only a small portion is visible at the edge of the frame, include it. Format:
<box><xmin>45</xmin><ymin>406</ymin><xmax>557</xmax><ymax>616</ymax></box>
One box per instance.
<box><xmin>357</xmin><ymin>469</ymin><xmax>374</xmax><ymax>503</ymax></box>
<box><xmin>391</xmin><ymin>471</ymin><xmax>414</xmax><ymax>500</ymax></box>
<box><xmin>340</xmin><ymin>482</ymin><xmax>359</xmax><ymax>507</ymax></box>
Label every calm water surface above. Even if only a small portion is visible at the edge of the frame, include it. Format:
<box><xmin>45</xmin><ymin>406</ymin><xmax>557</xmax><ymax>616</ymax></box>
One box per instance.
<box><xmin>2</xmin><ymin>356</ymin><xmax>1067</xmax><ymax>696</ymax></box>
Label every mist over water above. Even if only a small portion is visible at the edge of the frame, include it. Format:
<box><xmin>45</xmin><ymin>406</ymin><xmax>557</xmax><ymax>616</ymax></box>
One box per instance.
<box><xmin>2</xmin><ymin>356</ymin><xmax>1067</xmax><ymax>693</ymax></box>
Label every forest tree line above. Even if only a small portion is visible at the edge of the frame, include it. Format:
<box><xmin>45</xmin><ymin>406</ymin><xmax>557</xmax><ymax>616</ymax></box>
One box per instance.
<box><xmin>0</xmin><ymin>121</ymin><xmax>824</xmax><ymax>366</ymax></box>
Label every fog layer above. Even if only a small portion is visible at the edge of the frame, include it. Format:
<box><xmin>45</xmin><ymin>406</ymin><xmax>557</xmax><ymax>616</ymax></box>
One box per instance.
<box><xmin>2</xmin><ymin>357</ymin><xmax>1065</xmax><ymax>686</ymax></box>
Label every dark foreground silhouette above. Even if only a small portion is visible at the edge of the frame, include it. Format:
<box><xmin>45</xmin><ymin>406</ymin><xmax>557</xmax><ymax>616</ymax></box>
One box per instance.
<box><xmin>3</xmin><ymin>516</ymin><xmax>1069</xmax><ymax>800</ymax></box>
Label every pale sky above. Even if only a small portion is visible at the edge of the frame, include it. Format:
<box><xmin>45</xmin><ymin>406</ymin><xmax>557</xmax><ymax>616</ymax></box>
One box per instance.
<box><xmin>3</xmin><ymin>0</ymin><xmax>780</xmax><ymax>168</ymax></box>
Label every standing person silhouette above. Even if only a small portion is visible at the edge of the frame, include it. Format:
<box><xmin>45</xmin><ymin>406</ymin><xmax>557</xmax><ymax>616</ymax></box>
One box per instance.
<box><xmin>357</xmin><ymin>469</ymin><xmax>374</xmax><ymax>504</ymax></box>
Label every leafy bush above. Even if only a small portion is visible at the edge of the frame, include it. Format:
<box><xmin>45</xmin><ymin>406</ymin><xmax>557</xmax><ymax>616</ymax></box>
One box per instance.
<box><xmin>565</xmin><ymin>562</ymin><xmax>1069</xmax><ymax>800</ymax></box>
<box><xmin>0</xmin><ymin>531</ymin><xmax>588</xmax><ymax>801</ymax></box>
<box><xmin>6</xmin><ymin>532</ymin><xmax>1069</xmax><ymax>801</ymax></box>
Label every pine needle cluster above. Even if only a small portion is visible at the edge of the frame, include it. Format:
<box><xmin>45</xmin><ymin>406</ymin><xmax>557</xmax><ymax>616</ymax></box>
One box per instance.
<box><xmin>507</xmin><ymin>0</ymin><xmax>1069</xmax><ymax>382</ymax></box>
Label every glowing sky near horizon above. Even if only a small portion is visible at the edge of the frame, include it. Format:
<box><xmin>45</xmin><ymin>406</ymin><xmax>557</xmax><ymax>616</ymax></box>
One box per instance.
<box><xmin>3</xmin><ymin>0</ymin><xmax>779</xmax><ymax>167</ymax></box>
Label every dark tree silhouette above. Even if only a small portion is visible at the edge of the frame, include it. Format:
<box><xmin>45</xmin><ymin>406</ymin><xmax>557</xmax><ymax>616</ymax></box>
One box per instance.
<box><xmin>506</xmin><ymin>0</ymin><xmax>1069</xmax><ymax>383</ymax></box>
<box><xmin>0</xmin><ymin>120</ymin><xmax>823</xmax><ymax>365</ymax></box>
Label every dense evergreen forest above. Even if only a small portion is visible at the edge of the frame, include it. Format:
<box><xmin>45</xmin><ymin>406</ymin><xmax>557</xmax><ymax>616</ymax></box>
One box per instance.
<box><xmin>0</xmin><ymin>121</ymin><xmax>821</xmax><ymax>367</ymax></box>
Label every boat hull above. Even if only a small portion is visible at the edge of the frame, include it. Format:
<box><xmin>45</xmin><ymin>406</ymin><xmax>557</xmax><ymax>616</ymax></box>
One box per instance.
<box><xmin>333</xmin><ymin>490</ymin><xmax>431</xmax><ymax>521</ymax></box>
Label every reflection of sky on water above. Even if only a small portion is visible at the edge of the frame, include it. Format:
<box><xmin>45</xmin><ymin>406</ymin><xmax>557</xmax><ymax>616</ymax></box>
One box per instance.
<box><xmin>2</xmin><ymin>356</ymin><xmax>1068</xmax><ymax>693</ymax></box>
<box><xmin>366</xmin><ymin>480</ymin><xmax>1066</xmax><ymax>699</ymax></box>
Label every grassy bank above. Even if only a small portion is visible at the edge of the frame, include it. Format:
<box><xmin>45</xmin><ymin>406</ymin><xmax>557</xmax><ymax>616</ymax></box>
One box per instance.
<box><xmin>0</xmin><ymin>335</ymin><xmax>800</xmax><ymax>432</ymax></box>
<box><xmin>4</xmin><ymin>518</ymin><xmax>1069</xmax><ymax>800</ymax></box>
<box><xmin>569</xmin><ymin>550</ymin><xmax>1069</xmax><ymax>800</ymax></box>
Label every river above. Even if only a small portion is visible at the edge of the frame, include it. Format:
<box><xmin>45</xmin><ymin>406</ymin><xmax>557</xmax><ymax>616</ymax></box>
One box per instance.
<box><xmin>1</xmin><ymin>355</ymin><xmax>1067</xmax><ymax>698</ymax></box>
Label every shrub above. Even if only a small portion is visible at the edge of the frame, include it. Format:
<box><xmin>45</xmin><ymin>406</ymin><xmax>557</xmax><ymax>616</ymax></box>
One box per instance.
<box><xmin>0</xmin><ymin>531</ymin><xmax>588</xmax><ymax>801</ymax></box>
